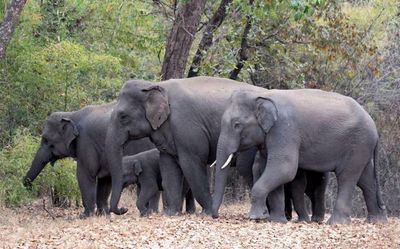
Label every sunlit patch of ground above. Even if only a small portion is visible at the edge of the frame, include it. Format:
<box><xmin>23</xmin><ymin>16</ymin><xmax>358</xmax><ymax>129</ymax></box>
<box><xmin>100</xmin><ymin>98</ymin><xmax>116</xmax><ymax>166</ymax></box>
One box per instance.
<box><xmin>1</xmin><ymin>192</ymin><xmax>399</xmax><ymax>248</ymax></box>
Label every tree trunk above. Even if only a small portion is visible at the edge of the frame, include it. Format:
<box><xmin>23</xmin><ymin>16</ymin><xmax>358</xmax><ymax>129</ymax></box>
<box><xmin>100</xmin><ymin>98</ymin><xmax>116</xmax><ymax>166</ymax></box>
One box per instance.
<box><xmin>161</xmin><ymin>0</ymin><xmax>207</xmax><ymax>80</ymax></box>
<box><xmin>229</xmin><ymin>0</ymin><xmax>254</xmax><ymax>80</ymax></box>
<box><xmin>187</xmin><ymin>0</ymin><xmax>232</xmax><ymax>78</ymax></box>
<box><xmin>0</xmin><ymin>0</ymin><xmax>28</xmax><ymax>59</ymax></box>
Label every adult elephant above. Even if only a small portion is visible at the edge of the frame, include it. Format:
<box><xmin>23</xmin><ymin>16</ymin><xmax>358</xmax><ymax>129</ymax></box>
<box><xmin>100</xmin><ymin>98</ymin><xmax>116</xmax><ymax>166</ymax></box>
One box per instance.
<box><xmin>23</xmin><ymin>103</ymin><xmax>155</xmax><ymax>217</ymax></box>
<box><xmin>104</xmin><ymin>76</ymin><xmax>289</xmax><ymax>217</ymax></box>
<box><xmin>213</xmin><ymin>88</ymin><xmax>387</xmax><ymax>224</ymax></box>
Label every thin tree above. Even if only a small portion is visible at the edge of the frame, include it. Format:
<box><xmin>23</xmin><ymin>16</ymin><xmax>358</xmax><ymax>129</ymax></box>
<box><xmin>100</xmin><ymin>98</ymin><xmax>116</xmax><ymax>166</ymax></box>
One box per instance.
<box><xmin>161</xmin><ymin>0</ymin><xmax>207</xmax><ymax>80</ymax></box>
<box><xmin>0</xmin><ymin>0</ymin><xmax>28</xmax><ymax>59</ymax></box>
<box><xmin>229</xmin><ymin>0</ymin><xmax>254</xmax><ymax>80</ymax></box>
<box><xmin>187</xmin><ymin>0</ymin><xmax>232</xmax><ymax>77</ymax></box>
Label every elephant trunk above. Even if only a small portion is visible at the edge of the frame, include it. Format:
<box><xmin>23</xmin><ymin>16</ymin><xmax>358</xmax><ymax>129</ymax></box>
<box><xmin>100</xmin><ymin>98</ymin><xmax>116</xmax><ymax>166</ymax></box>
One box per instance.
<box><xmin>106</xmin><ymin>126</ymin><xmax>128</xmax><ymax>215</ymax></box>
<box><xmin>23</xmin><ymin>143</ymin><xmax>54</xmax><ymax>189</ymax></box>
<box><xmin>211</xmin><ymin>134</ymin><xmax>238</xmax><ymax>218</ymax></box>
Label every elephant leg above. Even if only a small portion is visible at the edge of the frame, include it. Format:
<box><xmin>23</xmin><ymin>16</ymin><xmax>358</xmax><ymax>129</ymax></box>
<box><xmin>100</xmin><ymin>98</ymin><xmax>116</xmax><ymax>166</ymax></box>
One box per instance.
<box><xmin>328</xmin><ymin>152</ymin><xmax>367</xmax><ymax>225</ymax></box>
<box><xmin>137</xmin><ymin>185</ymin><xmax>159</xmax><ymax>216</ymax></box>
<box><xmin>184</xmin><ymin>188</ymin><xmax>196</xmax><ymax>214</ymax></box>
<box><xmin>180</xmin><ymin>179</ymin><xmax>196</xmax><ymax>214</ymax></box>
<box><xmin>266</xmin><ymin>186</ymin><xmax>287</xmax><ymax>223</ymax></box>
<box><xmin>252</xmin><ymin>151</ymin><xmax>266</xmax><ymax>184</ymax></box>
<box><xmin>249</xmin><ymin>149</ymin><xmax>298</xmax><ymax>221</ymax></box>
<box><xmin>96</xmin><ymin>176</ymin><xmax>111</xmax><ymax>216</ymax></box>
<box><xmin>77</xmin><ymin>164</ymin><xmax>97</xmax><ymax>218</ymax></box>
<box><xmin>178</xmin><ymin>152</ymin><xmax>212</xmax><ymax>215</ymax></box>
<box><xmin>357</xmin><ymin>161</ymin><xmax>387</xmax><ymax>223</ymax></box>
<box><xmin>290</xmin><ymin>170</ymin><xmax>310</xmax><ymax>222</ymax></box>
<box><xmin>161</xmin><ymin>190</ymin><xmax>168</xmax><ymax>213</ymax></box>
<box><xmin>327</xmin><ymin>176</ymin><xmax>356</xmax><ymax>225</ymax></box>
<box><xmin>306</xmin><ymin>172</ymin><xmax>327</xmax><ymax>223</ymax></box>
<box><xmin>284</xmin><ymin>184</ymin><xmax>293</xmax><ymax>221</ymax></box>
<box><xmin>159</xmin><ymin>152</ymin><xmax>184</xmax><ymax>216</ymax></box>
<box><xmin>147</xmin><ymin>191</ymin><xmax>160</xmax><ymax>213</ymax></box>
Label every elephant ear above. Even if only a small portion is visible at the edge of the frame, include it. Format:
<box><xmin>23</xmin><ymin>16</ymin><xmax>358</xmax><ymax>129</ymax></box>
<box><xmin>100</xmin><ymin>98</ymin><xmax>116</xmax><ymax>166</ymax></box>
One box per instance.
<box><xmin>134</xmin><ymin>160</ymin><xmax>143</xmax><ymax>176</ymax></box>
<box><xmin>255</xmin><ymin>97</ymin><xmax>278</xmax><ymax>133</ymax></box>
<box><xmin>61</xmin><ymin>118</ymin><xmax>79</xmax><ymax>155</ymax></box>
<box><xmin>142</xmin><ymin>85</ymin><xmax>170</xmax><ymax>130</ymax></box>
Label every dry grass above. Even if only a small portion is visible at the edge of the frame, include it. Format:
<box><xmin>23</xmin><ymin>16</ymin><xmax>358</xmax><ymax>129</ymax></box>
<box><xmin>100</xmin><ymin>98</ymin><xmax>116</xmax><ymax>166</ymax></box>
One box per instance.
<box><xmin>1</xmin><ymin>191</ymin><xmax>399</xmax><ymax>249</ymax></box>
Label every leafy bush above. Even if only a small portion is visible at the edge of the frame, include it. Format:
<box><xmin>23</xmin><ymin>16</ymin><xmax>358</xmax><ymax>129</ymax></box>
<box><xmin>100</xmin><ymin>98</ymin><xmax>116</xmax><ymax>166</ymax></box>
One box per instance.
<box><xmin>0</xmin><ymin>40</ymin><xmax>123</xmax><ymax>146</ymax></box>
<box><xmin>0</xmin><ymin>129</ymin><xmax>80</xmax><ymax>207</ymax></box>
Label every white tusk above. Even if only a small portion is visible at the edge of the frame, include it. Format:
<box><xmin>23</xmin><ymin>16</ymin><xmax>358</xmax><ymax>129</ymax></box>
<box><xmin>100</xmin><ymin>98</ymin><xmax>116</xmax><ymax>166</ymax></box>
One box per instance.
<box><xmin>209</xmin><ymin>161</ymin><xmax>216</xmax><ymax>168</ymax></box>
<box><xmin>221</xmin><ymin>154</ymin><xmax>233</xmax><ymax>169</ymax></box>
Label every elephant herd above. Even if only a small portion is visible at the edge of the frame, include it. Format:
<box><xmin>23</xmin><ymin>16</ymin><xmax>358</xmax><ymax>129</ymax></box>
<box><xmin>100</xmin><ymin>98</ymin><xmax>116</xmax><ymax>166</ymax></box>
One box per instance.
<box><xmin>23</xmin><ymin>76</ymin><xmax>387</xmax><ymax>225</ymax></box>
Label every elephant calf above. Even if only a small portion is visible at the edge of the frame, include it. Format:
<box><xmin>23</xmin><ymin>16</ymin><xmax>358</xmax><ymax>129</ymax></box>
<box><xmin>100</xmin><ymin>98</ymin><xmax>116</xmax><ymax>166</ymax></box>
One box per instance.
<box><xmin>122</xmin><ymin>149</ymin><xmax>196</xmax><ymax>216</ymax></box>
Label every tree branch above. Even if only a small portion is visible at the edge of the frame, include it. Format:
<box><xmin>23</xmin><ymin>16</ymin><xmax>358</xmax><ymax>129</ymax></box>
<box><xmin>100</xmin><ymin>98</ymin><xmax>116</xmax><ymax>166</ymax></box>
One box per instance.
<box><xmin>188</xmin><ymin>0</ymin><xmax>233</xmax><ymax>77</ymax></box>
<box><xmin>229</xmin><ymin>0</ymin><xmax>254</xmax><ymax>80</ymax></box>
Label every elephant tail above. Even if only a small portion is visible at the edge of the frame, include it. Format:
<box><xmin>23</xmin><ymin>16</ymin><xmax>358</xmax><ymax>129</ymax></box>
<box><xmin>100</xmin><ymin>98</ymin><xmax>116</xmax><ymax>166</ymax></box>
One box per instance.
<box><xmin>373</xmin><ymin>141</ymin><xmax>386</xmax><ymax>211</ymax></box>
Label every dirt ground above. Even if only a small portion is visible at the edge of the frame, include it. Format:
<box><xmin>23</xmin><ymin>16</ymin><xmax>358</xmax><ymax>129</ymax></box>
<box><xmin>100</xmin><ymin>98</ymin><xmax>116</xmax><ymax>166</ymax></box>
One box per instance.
<box><xmin>1</xmin><ymin>192</ymin><xmax>399</xmax><ymax>249</ymax></box>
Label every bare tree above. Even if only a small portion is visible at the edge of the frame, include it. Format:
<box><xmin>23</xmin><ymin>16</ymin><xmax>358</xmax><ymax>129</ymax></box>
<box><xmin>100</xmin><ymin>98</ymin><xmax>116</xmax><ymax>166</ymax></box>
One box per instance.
<box><xmin>0</xmin><ymin>0</ymin><xmax>28</xmax><ymax>59</ymax></box>
<box><xmin>161</xmin><ymin>0</ymin><xmax>207</xmax><ymax>80</ymax></box>
<box><xmin>187</xmin><ymin>0</ymin><xmax>232</xmax><ymax>77</ymax></box>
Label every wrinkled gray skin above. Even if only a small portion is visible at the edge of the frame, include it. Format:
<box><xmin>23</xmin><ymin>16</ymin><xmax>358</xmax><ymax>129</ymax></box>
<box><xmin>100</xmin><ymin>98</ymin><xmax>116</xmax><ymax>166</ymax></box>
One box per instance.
<box><xmin>122</xmin><ymin>149</ymin><xmax>196</xmax><ymax>216</ymax></box>
<box><xmin>23</xmin><ymin>103</ymin><xmax>154</xmax><ymax>218</ymax></box>
<box><xmin>105</xmin><ymin>76</ymin><xmax>283</xmax><ymax>216</ymax></box>
<box><xmin>214</xmin><ymin>88</ymin><xmax>387</xmax><ymax>224</ymax></box>
<box><xmin>252</xmin><ymin>150</ymin><xmax>328</xmax><ymax>223</ymax></box>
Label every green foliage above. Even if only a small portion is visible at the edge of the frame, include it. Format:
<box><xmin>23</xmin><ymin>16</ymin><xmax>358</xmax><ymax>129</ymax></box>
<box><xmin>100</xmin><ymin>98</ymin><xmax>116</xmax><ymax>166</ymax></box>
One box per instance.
<box><xmin>0</xmin><ymin>41</ymin><xmax>123</xmax><ymax>145</ymax></box>
<box><xmin>34</xmin><ymin>0</ymin><xmax>88</xmax><ymax>42</ymax></box>
<box><xmin>0</xmin><ymin>129</ymin><xmax>80</xmax><ymax>207</ymax></box>
<box><xmin>0</xmin><ymin>0</ymin><xmax>5</xmax><ymax>20</ymax></box>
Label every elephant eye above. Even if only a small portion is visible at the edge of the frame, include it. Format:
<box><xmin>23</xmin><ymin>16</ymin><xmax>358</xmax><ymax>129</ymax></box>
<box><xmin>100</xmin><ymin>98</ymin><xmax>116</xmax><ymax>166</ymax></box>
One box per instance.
<box><xmin>118</xmin><ymin>112</ymin><xmax>130</xmax><ymax>124</ymax></box>
<box><xmin>233</xmin><ymin>122</ymin><xmax>242</xmax><ymax>130</ymax></box>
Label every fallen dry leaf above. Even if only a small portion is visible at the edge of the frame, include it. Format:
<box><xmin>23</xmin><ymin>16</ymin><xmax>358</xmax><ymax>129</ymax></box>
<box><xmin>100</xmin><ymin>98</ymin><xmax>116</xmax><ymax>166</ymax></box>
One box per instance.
<box><xmin>0</xmin><ymin>193</ymin><xmax>399</xmax><ymax>249</ymax></box>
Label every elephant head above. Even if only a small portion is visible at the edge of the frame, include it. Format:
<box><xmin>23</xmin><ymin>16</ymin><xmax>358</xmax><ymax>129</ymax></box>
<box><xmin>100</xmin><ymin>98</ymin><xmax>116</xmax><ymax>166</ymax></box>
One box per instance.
<box><xmin>23</xmin><ymin>112</ymin><xmax>79</xmax><ymax>189</ymax></box>
<box><xmin>106</xmin><ymin>80</ymin><xmax>170</xmax><ymax>215</ymax></box>
<box><xmin>212</xmin><ymin>90</ymin><xmax>278</xmax><ymax>217</ymax></box>
<box><xmin>122</xmin><ymin>157</ymin><xmax>143</xmax><ymax>188</ymax></box>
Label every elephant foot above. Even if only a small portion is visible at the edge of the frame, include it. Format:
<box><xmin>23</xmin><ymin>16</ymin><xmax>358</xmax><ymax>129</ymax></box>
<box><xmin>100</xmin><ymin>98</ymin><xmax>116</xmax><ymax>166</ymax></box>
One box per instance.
<box><xmin>249</xmin><ymin>205</ymin><xmax>269</xmax><ymax>220</ymax></box>
<box><xmin>186</xmin><ymin>206</ymin><xmax>196</xmax><ymax>214</ymax></box>
<box><xmin>163</xmin><ymin>208</ymin><xmax>181</xmax><ymax>216</ymax></box>
<box><xmin>267</xmin><ymin>215</ymin><xmax>287</xmax><ymax>224</ymax></box>
<box><xmin>148</xmin><ymin>208</ymin><xmax>159</xmax><ymax>214</ymax></box>
<box><xmin>96</xmin><ymin>208</ymin><xmax>110</xmax><ymax>216</ymax></box>
<box><xmin>327</xmin><ymin>213</ymin><xmax>351</xmax><ymax>225</ymax></box>
<box><xmin>110</xmin><ymin>207</ymin><xmax>128</xmax><ymax>215</ymax></box>
<box><xmin>367</xmin><ymin>213</ymin><xmax>388</xmax><ymax>224</ymax></box>
<box><xmin>296</xmin><ymin>215</ymin><xmax>311</xmax><ymax>223</ymax></box>
<box><xmin>200</xmin><ymin>208</ymin><xmax>212</xmax><ymax>216</ymax></box>
<box><xmin>140</xmin><ymin>209</ymin><xmax>153</xmax><ymax>217</ymax></box>
<box><xmin>79</xmin><ymin>212</ymin><xmax>93</xmax><ymax>219</ymax></box>
<box><xmin>311</xmin><ymin>215</ymin><xmax>324</xmax><ymax>223</ymax></box>
<box><xmin>285</xmin><ymin>212</ymin><xmax>292</xmax><ymax>221</ymax></box>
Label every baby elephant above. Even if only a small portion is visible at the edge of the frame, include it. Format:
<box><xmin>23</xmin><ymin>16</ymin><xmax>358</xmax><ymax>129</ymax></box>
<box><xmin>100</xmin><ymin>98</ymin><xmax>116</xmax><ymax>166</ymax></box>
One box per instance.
<box><xmin>122</xmin><ymin>149</ymin><xmax>162</xmax><ymax>216</ymax></box>
<box><xmin>123</xmin><ymin>149</ymin><xmax>196</xmax><ymax>216</ymax></box>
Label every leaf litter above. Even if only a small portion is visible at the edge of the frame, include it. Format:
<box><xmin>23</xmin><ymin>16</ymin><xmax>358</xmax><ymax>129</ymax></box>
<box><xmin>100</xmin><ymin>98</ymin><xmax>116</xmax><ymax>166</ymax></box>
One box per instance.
<box><xmin>0</xmin><ymin>193</ymin><xmax>399</xmax><ymax>249</ymax></box>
